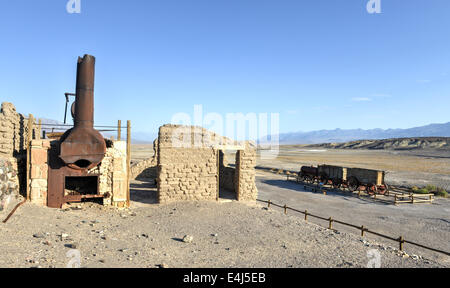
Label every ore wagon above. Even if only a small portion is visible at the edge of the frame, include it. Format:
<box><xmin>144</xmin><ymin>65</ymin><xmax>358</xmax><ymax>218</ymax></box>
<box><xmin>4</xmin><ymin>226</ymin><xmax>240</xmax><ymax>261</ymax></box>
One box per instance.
<box><xmin>346</xmin><ymin>168</ymin><xmax>388</xmax><ymax>195</ymax></box>
<box><xmin>297</xmin><ymin>166</ymin><xmax>319</xmax><ymax>184</ymax></box>
<box><xmin>317</xmin><ymin>165</ymin><xmax>347</xmax><ymax>188</ymax></box>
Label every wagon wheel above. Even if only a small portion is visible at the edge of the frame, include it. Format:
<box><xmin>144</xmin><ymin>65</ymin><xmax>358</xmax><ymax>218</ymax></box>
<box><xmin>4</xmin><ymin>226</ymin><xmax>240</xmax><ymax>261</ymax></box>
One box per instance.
<box><xmin>378</xmin><ymin>184</ymin><xmax>388</xmax><ymax>195</ymax></box>
<box><xmin>332</xmin><ymin>178</ymin><xmax>342</xmax><ymax>189</ymax></box>
<box><xmin>367</xmin><ymin>183</ymin><xmax>377</xmax><ymax>195</ymax></box>
<box><xmin>304</xmin><ymin>175</ymin><xmax>312</xmax><ymax>184</ymax></box>
<box><xmin>347</xmin><ymin>177</ymin><xmax>359</xmax><ymax>192</ymax></box>
<box><xmin>319</xmin><ymin>173</ymin><xmax>329</xmax><ymax>186</ymax></box>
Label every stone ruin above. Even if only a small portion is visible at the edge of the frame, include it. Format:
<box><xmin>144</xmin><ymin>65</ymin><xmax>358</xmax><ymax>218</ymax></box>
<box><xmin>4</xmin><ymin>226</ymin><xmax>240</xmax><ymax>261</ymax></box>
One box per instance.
<box><xmin>0</xmin><ymin>101</ymin><xmax>258</xmax><ymax>212</ymax></box>
<box><xmin>156</xmin><ymin>124</ymin><xmax>258</xmax><ymax>203</ymax></box>
<box><xmin>0</xmin><ymin>102</ymin><xmax>34</xmax><ymax>211</ymax></box>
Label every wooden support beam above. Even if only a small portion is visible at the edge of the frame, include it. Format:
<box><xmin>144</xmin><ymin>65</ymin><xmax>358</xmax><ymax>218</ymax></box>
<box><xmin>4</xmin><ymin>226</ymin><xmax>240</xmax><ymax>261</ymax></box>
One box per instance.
<box><xmin>117</xmin><ymin>120</ymin><xmax>121</xmax><ymax>141</ymax></box>
<box><xmin>26</xmin><ymin>114</ymin><xmax>34</xmax><ymax>201</ymax></box>
<box><xmin>38</xmin><ymin>119</ymin><xmax>42</xmax><ymax>140</ymax></box>
<box><xmin>216</xmin><ymin>149</ymin><xmax>220</xmax><ymax>201</ymax></box>
<box><xmin>126</xmin><ymin>120</ymin><xmax>131</xmax><ymax>208</ymax></box>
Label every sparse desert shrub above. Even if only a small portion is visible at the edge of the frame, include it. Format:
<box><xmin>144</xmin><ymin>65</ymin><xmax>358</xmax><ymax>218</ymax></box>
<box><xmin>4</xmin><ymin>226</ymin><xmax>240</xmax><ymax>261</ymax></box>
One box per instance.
<box><xmin>436</xmin><ymin>187</ymin><xmax>448</xmax><ymax>198</ymax></box>
<box><xmin>412</xmin><ymin>185</ymin><xmax>448</xmax><ymax>197</ymax></box>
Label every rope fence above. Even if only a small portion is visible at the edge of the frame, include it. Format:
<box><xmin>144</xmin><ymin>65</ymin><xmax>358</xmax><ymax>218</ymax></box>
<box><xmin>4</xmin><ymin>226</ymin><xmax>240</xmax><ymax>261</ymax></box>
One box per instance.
<box><xmin>257</xmin><ymin>199</ymin><xmax>450</xmax><ymax>257</ymax></box>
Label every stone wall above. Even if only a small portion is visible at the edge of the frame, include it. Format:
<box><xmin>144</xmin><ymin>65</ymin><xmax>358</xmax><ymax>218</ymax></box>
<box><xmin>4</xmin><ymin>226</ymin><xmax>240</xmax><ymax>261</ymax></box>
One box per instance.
<box><xmin>157</xmin><ymin>124</ymin><xmax>257</xmax><ymax>203</ymax></box>
<box><xmin>0</xmin><ymin>102</ymin><xmax>38</xmax><ymax>199</ymax></box>
<box><xmin>0</xmin><ymin>102</ymin><xmax>35</xmax><ymax>157</ymax></box>
<box><xmin>89</xmin><ymin>141</ymin><xmax>128</xmax><ymax>207</ymax></box>
<box><xmin>0</xmin><ymin>157</ymin><xmax>20</xmax><ymax>211</ymax></box>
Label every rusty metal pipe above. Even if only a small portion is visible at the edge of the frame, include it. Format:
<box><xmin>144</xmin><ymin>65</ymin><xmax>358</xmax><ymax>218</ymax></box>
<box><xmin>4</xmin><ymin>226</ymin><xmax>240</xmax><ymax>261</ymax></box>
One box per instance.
<box><xmin>75</xmin><ymin>55</ymin><xmax>95</xmax><ymax>128</ymax></box>
<box><xmin>60</xmin><ymin>54</ymin><xmax>106</xmax><ymax>170</ymax></box>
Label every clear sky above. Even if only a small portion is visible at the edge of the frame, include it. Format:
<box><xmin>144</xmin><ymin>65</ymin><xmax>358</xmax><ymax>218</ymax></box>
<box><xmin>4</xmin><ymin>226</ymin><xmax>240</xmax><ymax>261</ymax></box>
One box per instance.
<box><xmin>0</xmin><ymin>0</ymin><xmax>449</xmax><ymax>138</ymax></box>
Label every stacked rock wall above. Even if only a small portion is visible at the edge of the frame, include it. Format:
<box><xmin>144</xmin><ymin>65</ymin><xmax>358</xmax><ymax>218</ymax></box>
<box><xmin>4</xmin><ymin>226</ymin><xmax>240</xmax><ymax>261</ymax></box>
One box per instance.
<box><xmin>0</xmin><ymin>102</ymin><xmax>36</xmax><ymax>157</ymax></box>
<box><xmin>0</xmin><ymin>102</ymin><xmax>27</xmax><ymax>208</ymax></box>
<box><xmin>0</xmin><ymin>157</ymin><xmax>20</xmax><ymax>211</ymax></box>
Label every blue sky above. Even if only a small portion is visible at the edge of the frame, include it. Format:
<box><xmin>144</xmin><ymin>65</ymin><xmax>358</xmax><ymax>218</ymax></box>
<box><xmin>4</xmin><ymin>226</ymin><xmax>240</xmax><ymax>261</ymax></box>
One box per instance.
<box><xmin>0</xmin><ymin>0</ymin><xmax>449</xmax><ymax>138</ymax></box>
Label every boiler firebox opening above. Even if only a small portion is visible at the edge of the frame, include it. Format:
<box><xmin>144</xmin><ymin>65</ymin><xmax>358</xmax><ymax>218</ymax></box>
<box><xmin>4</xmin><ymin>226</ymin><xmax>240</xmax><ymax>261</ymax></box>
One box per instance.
<box><xmin>65</xmin><ymin>176</ymin><xmax>98</xmax><ymax>196</ymax></box>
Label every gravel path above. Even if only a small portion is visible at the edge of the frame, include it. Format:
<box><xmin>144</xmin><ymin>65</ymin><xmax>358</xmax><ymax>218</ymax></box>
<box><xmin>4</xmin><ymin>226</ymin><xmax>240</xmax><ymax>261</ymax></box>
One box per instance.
<box><xmin>0</xmin><ymin>194</ymin><xmax>447</xmax><ymax>268</ymax></box>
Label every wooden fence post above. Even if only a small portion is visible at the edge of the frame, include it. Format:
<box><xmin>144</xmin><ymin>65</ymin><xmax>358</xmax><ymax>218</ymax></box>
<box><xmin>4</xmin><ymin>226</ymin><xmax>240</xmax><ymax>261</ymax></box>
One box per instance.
<box><xmin>126</xmin><ymin>120</ymin><xmax>131</xmax><ymax>208</ymax></box>
<box><xmin>329</xmin><ymin>217</ymin><xmax>333</xmax><ymax>230</ymax></box>
<box><xmin>38</xmin><ymin>119</ymin><xmax>42</xmax><ymax>140</ymax></box>
<box><xmin>117</xmin><ymin>120</ymin><xmax>121</xmax><ymax>141</ymax></box>
<box><xmin>268</xmin><ymin>200</ymin><xmax>271</xmax><ymax>208</ymax></box>
<box><xmin>399</xmin><ymin>236</ymin><xmax>404</xmax><ymax>251</ymax></box>
<box><xmin>361</xmin><ymin>225</ymin><xmax>365</xmax><ymax>237</ymax></box>
<box><xmin>216</xmin><ymin>149</ymin><xmax>220</xmax><ymax>201</ymax></box>
<box><xmin>284</xmin><ymin>205</ymin><xmax>287</xmax><ymax>215</ymax></box>
<box><xmin>305</xmin><ymin>210</ymin><xmax>308</xmax><ymax>221</ymax></box>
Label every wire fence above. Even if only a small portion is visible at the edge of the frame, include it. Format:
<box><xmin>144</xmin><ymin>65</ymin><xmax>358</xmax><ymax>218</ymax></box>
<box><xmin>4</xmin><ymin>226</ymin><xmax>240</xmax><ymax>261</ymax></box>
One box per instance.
<box><xmin>24</xmin><ymin>117</ymin><xmax>128</xmax><ymax>141</ymax></box>
<box><xmin>256</xmin><ymin>198</ymin><xmax>450</xmax><ymax>257</ymax></box>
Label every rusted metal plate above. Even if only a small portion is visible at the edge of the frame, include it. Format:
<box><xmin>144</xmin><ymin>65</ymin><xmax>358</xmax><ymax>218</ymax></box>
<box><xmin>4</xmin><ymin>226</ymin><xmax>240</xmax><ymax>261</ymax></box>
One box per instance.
<box><xmin>48</xmin><ymin>142</ymin><xmax>101</xmax><ymax>208</ymax></box>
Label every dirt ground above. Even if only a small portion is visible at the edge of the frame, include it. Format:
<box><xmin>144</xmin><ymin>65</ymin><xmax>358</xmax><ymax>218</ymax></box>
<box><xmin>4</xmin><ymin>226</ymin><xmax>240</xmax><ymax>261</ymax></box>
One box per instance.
<box><xmin>1</xmin><ymin>144</ymin><xmax>447</xmax><ymax>268</ymax></box>
<box><xmin>0</xmin><ymin>193</ymin><xmax>446</xmax><ymax>268</ymax></box>
<box><xmin>128</xmin><ymin>144</ymin><xmax>450</xmax><ymax>264</ymax></box>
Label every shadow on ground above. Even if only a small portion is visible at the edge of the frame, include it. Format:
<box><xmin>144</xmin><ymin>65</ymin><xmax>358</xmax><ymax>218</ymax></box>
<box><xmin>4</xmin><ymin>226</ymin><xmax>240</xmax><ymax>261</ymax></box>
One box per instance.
<box><xmin>260</xmin><ymin>179</ymin><xmax>392</xmax><ymax>206</ymax></box>
<box><xmin>130</xmin><ymin>178</ymin><xmax>158</xmax><ymax>205</ymax></box>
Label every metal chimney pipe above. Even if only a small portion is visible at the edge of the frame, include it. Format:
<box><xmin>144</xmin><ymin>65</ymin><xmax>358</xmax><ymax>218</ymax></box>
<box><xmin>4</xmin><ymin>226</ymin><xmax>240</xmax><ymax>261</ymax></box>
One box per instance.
<box><xmin>59</xmin><ymin>54</ymin><xmax>106</xmax><ymax>170</ymax></box>
<box><xmin>74</xmin><ymin>55</ymin><xmax>95</xmax><ymax>128</ymax></box>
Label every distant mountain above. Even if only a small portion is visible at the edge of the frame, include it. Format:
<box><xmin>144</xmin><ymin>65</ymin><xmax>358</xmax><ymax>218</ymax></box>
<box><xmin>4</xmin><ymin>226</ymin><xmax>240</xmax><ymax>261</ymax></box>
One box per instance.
<box><xmin>307</xmin><ymin>137</ymin><xmax>450</xmax><ymax>150</ymax></box>
<box><xmin>267</xmin><ymin>122</ymin><xmax>450</xmax><ymax>145</ymax></box>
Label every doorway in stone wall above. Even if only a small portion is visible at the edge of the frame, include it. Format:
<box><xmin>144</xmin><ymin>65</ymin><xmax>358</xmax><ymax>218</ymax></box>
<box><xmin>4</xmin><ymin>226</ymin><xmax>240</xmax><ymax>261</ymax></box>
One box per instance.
<box><xmin>217</xmin><ymin>150</ymin><xmax>239</xmax><ymax>201</ymax></box>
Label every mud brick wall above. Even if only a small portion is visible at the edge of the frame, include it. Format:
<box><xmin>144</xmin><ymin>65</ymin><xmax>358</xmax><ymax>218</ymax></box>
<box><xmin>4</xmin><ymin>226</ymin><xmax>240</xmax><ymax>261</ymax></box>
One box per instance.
<box><xmin>0</xmin><ymin>157</ymin><xmax>20</xmax><ymax>211</ymax></box>
<box><xmin>157</xmin><ymin>147</ymin><xmax>217</xmax><ymax>203</ymax></box>
<box><xmin>157</xmin><ymin>124</ymin><xmax>257</xmax><ymax>203</ymax></box>
<box><xmin>236</xmin><ymin>143</ymin><xmax>258</xmax><ymax>201</ymax></box>
<box><xmin>157</xmin><ymin>125</ymin><xmax>219</xmax><ymax>203</ymax></box>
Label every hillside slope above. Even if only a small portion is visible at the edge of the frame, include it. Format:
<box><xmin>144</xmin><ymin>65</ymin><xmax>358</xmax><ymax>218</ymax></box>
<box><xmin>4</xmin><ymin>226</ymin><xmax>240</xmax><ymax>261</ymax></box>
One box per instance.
<box><xmin>306</xmin><ymin>137</ymin><xmax>450</xmax><ymax>150</ymax></box>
